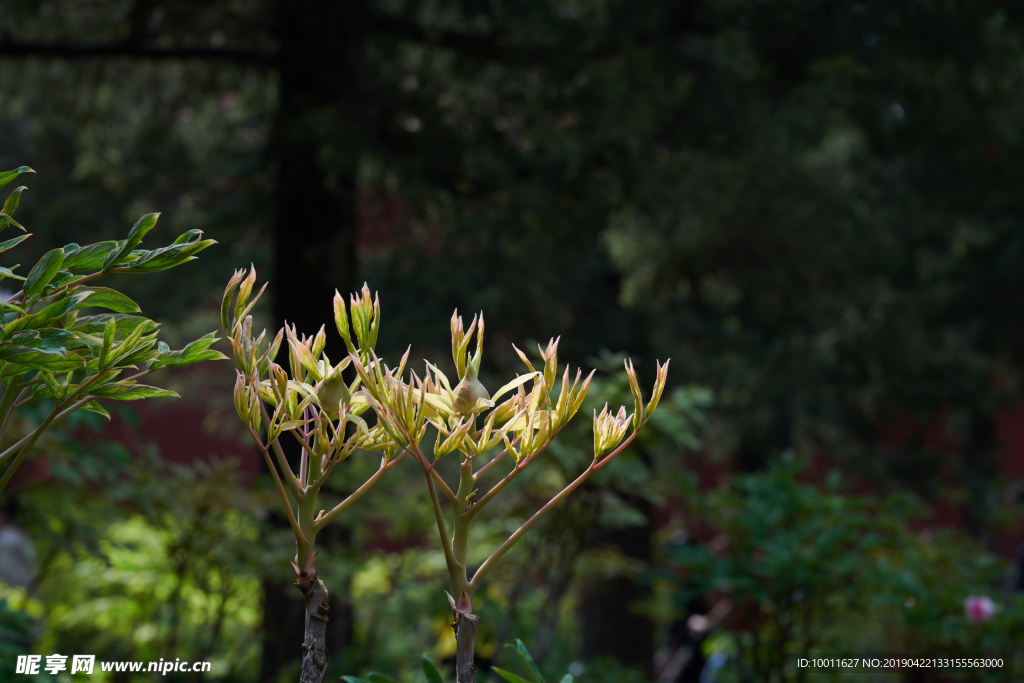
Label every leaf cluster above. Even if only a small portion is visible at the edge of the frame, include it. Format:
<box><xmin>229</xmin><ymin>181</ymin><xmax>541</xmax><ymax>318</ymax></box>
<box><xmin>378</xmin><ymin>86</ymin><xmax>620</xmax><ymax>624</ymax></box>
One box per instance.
<box><xmin>0</xmin><ymin>168</ymin><xmax>226</xmax><ymax>491</ymax></box>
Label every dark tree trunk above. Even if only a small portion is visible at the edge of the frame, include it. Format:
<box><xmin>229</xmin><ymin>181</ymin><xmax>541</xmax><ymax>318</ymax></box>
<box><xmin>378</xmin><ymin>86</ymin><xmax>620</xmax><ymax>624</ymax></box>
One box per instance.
<box><xmin>579</xmin><ymin>490</ymin><xmax>654</xmax><ymax>673</ymax></box>
<box><xmin>272</xmin><ymin>0</ymin><xmax>361</xmax><ymax>345</ymax></box>
<box><xmin>261</xmin><ymin>1</ymin><xmax>364</xmax><ymax>680</ymax></box>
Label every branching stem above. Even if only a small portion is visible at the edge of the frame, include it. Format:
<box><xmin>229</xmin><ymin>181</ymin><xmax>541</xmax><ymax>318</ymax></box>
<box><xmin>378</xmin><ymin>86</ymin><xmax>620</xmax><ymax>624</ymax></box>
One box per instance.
<box><xmin>467</xmin><ymin>423</ymin><xmax>645</xmax><ymax>592</ymax></box>
<box><xmin>466</xmin><ymin>429</ymin><xmax>560</xmax><ymax>520</ymax></box>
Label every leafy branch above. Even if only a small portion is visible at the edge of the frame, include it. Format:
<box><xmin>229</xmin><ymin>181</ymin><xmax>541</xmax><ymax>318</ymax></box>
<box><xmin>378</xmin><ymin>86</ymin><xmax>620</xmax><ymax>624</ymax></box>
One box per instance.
<box><xmin>0</xmin><ymin>166</ymin><xmax>226</xmax><ymax>492</ymax></box>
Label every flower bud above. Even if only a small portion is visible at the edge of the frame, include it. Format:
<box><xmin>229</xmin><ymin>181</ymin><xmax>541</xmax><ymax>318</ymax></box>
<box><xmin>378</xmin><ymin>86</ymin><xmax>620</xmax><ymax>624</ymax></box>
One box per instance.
<box><xmin>315</xmin><ymin>370</ymin><xmax>349</xmax><ymax>415</ymax></box>
<box><xmin>452</xmin><ymin>375</ymin><xmax>490</xmax><ymax>416</ymax></box>
<box><xmin>538</xmin><ymin>336</ymin><xmax>560</xmax><ymax>390</ymax></box>
<box><xmin>350</xmin><ymin>283</ymin><xmax>377</xmax><ymax>350</ymax></box>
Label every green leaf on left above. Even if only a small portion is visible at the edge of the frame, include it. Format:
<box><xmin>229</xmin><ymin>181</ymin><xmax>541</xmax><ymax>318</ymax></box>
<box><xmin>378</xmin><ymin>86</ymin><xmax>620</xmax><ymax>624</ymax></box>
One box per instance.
<box><xmin>0</xmin><ymin>167</ymin><xmax>33</xmax><ymax>192</ymax></box>
<box><xmin>3</xmin><ymin>186</ymin><xmax>26</xmax><ymax>216</ymax></box>
<box><xmin>0</xmin><ymin>212</ymin><xmax>26</xmax><ymax>232</ymax></box>
<box><xmin>81</xmin><ymin>287</ymin><xmax>140</xmax><ymax>313</ymax></box>
<box><xmin>512</xmin><ymin>640</ymin><xmax>546</xmax><ymax>683</ymax></box>
<box><xmin>102</xmin><ymin>213</ymin><xmax>160</xmax><ymax>270</ymax></box>
<box><xmin>90</xmin><ymin>382</ymin><xmax>179</xmax><ymax>400</ymax></box>
<box><xmin>0</xmin><ymin>346</ymin><xmax>86</xmax><ymax>372</ymax></box>
<box><xmin>23</xmin><ymin>248</ymin><xmax>65</xmax><ymax>298</ymax></box>
<box><xmin>63</xmin><ymin>241</ymin><xmax>119</xmax><ymax>271</ymax></box>
<box><xmin>0</xmin><ymin>233</ymin><xmax>30</xmax><ymax>255</ymax></box>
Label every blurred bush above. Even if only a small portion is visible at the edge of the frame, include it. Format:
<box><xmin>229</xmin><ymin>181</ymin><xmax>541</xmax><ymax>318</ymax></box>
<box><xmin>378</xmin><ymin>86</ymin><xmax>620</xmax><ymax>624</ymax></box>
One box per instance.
<box><xmin>664</xmin><ymin>455</ymin><xmax>1024</xmax><ymax>683</ymax></box>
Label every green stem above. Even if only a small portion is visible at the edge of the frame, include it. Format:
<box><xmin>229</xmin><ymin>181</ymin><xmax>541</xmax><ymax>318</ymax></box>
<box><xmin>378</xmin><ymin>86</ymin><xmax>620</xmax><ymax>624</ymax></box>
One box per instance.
<box><xmin>449</xmin><ymin>453</ymin><xmax>475</xmax><ymax>599</ymax></box>
<box><xmin>0</xmin><ymin>383</ymin><xmax>111</xmax><ymax>465</ymax></box>
<box><xmin>468</xmin><ymin>463</ymin><xmax>594</xmax><ymax>595</ymax></box>
<box><xmin>0</xmin><ymin>364</ymin><xmax>155</xmax><ymax>466</ymax></box>
<box><xmin>308</xmin><ymin>442</ymin><xmax>350</xmax><ymax>491</ymax></box>
<box><xmin>0</xmin><ymin>410</ymin><xmax>58</xmax><ymax>491</ymax></box>
<box><xmin>296</xmin><ymin>487</ymin><xmax>317</xmax><ymax>569</ymax></box>
<box><xmin>430</xmin><ymin>468</ymin><xmax>459</xmax><ymax>505</ymax></box>
<box><xmin>10</xmin><ymin>379</ymin><xmax>39</xmax><ymax>408</ymax></box>
<box><xmin>472</xmin><ymin>442</ymin><xmax>513</xmax><ymax>481</ymax></box>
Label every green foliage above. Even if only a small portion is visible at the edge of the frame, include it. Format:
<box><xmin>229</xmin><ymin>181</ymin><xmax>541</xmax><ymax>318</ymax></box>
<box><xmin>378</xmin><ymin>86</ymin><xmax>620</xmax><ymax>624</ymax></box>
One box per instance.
<box><xmin>664</xmin><ymin>454</ymin><xmax>908</xmax><ymax>680</ymax></box>
<box><xmin>0</xmin><ymin>168</ymin><xmax>226</xmax><ymax>491</ymax></box>
<box><xmin>341</xmin><ymin>673</ymin><xmax>402</xmax><ymax>683</ymax></box>
<box><xmin>421</xmin><ymin>656</ymin><xmax>445</xmax><ymax>683</ymax></box>
<box><xmin>9</xmin><ymin>417</ymin><xmax>270</xmax><ymax>682</ymax></box>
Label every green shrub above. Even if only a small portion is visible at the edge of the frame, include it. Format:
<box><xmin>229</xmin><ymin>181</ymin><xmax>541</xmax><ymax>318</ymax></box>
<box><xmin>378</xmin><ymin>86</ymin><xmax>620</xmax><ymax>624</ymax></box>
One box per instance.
<box><xmin>667</xmin><ymin>454</ymin><xmax>1024</xmax><ymax>683</ymax></box>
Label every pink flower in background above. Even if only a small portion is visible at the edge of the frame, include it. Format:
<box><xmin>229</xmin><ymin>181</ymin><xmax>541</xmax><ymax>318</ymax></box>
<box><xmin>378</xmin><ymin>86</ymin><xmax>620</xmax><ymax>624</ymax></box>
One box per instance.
<box><xmin>964</xmin><ymin>596</ymin><xmax>996</xmax><ymax>623</ymax></box>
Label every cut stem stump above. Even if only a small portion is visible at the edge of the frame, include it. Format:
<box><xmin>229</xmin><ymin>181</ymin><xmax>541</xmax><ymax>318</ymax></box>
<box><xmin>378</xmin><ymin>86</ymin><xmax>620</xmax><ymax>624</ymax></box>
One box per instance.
<box><xmin>454</xmin><ymin>612</ymin><xmax>479</xmax><ymax>683</ymax></box>
<box><xmin>298</xmin><ymin>578</ymin><xmax>330</xmax><ymax>683</ymax></box>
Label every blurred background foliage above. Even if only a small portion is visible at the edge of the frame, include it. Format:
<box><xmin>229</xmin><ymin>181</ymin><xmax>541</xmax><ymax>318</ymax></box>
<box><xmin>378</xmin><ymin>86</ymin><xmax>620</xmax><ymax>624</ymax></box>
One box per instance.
<box><xmin>2</xmin><ymin>0</ymin><xmax>1024</xmax><ymax>680</ymax></box>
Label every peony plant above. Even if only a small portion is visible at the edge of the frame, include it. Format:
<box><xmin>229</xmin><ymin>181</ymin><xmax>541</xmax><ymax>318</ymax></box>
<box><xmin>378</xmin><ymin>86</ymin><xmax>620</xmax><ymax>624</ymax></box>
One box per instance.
<box><xmin>223</xmin><ymin>267</ymin><xmax>669</xmax><ymax>683</ymax></box>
